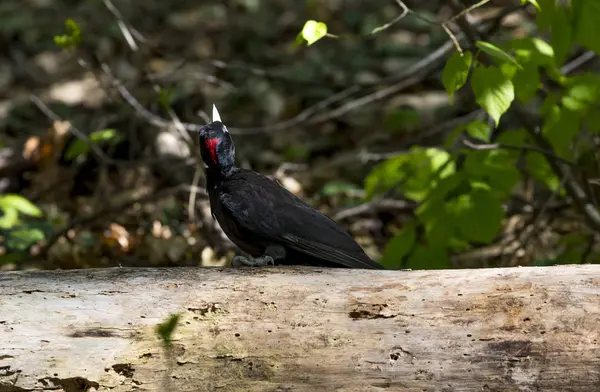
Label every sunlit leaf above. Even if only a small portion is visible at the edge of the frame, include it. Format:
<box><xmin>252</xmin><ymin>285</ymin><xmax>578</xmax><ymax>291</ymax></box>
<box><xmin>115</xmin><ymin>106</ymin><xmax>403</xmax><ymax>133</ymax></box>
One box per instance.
<box><xmin>0</xmin><ymin>194</ymin><xmax>42</xmax><ymax>217</ymax></box>
<box><xmin>522</xmin><ymin>0</ymin><xmax>541</xmax><ymax>12</ymax></box>
<box><xmin>471</xmin><ymin>65</ymin><xmax>515</xmax><ymax>127</ymax></box>
<box><xmin>510</xmin><ymin>38</ymin><xmax>554</xmax><ymax>67</ymax></box>
<box><xmin>53</xmin><ymin>18</ymin><xmax>82</xmax><ymax>49</ymax></box>
<box><xmin>465</xmin><ymin>120</ymin><xmax>491</xmax><ymax>142</ymax></box>
<box><xmin>65</xmin><ymin>129</ymin><xmax>122</xmax><ymax>160</ymax></box>
<box><xmin>442</xmin><ymin>51</ymin><xmax>472</xmax><ymax>103</ymax></box>
<box><xmin>364</xmin><ymin>154</ymin><xmax>408</xmax><ymax>199</ymax></box>
<box><xmin>476</xmin><ymin>41</ymin><xmax>522</xmax><ymax>69</ymax></box>
<box><xmin>300</xmin><ymin>20</ymin><xmax>328</xmax><ymax>46</ymax></box>
<box><xmin>463</xmin><ymin>149</ymin><xmax>520</xmax><ymax>196</ymax></box>
<box><xmin>0</xmin><ymin>207</ymin><xmax>19</xmax><ymax>229</ymax></box>
<box><xmin>526</xmin><ymin>152</ymin><xmax>561</xmax><ymax>191</ymax></box>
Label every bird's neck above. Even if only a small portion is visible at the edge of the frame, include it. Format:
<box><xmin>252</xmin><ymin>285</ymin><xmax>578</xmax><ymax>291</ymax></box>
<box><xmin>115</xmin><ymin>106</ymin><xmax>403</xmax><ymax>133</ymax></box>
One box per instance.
<box><xmin>206</xmin><ymin>163</ymin><xmax>236</xmax><ymax>182</ymax></box>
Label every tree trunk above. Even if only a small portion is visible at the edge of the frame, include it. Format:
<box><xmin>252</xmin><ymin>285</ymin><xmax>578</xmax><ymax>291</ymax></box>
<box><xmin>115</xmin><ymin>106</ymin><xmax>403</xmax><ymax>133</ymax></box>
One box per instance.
<box><xmin>1</xmin><ymin>265</ymin><xmax>599</xmax><ymax>392</ymax></box>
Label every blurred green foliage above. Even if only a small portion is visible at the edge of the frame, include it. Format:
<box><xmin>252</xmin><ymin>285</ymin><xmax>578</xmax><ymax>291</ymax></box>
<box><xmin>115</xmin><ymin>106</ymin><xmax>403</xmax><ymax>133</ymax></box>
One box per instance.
<box><xmin>315</xmin><ymin>0</ymin><xmax>600</xmax><ymax>269</ymax></box>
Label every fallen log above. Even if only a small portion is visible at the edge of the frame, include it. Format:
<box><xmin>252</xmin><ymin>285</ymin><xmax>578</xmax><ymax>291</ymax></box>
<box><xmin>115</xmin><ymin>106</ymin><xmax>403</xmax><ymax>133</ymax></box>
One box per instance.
<box><xmin>0</xmin><ymin>265</ymin><xmax>599</xmax><ymax>392</ymax></box>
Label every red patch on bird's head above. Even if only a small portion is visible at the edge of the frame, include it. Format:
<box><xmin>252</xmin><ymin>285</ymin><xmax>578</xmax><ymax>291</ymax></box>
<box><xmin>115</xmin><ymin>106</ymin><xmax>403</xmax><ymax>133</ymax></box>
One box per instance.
<box><xmin>204</xmin><ymin>137</ymin><xmax>219</xmax><ymax>164</ymax></box>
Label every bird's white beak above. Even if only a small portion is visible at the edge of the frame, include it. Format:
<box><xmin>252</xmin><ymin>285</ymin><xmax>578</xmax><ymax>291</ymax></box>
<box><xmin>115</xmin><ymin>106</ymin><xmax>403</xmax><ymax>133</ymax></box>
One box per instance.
<box><xmin>212</xmin><ymin>104</ymin><xmax>221</xmax><ymax>123</ymax></box>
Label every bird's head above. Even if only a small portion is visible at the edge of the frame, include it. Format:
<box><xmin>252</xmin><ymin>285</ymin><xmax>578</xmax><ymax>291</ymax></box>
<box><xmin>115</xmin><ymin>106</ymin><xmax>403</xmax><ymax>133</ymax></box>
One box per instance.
<box><xmin>199</xmin><ymin>105</ymin><xmax>235</xmax><ymax>170</ymax></box>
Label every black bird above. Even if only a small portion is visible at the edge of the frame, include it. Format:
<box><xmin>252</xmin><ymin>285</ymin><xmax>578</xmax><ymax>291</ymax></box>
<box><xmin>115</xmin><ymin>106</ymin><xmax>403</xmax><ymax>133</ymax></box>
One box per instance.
<box><xmin>199</xmin><ymin>105</ymin><xmax>383</xmax><ymax>269</ymax></box>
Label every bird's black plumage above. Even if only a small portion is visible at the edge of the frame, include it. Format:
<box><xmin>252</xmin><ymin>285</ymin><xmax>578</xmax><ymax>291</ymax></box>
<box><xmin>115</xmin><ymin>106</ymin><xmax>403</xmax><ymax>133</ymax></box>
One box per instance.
<box><xmin>199</xmin><ymin>108</ymin><xmax>382</xmax><ymax>269</ymax></box>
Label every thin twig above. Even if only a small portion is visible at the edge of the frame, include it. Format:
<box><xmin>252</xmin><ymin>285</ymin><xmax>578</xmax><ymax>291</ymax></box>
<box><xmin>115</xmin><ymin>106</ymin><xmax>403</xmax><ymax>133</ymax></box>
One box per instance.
<box><xmin>187</xmin><ymin>163</ymin><xmax>203</xmax><ymax>223</ymax></box>
<box><xmin>461</xmin><ymin>139</ymin><xmax>577</xmax><ymax>168</ymax></box>
<box><xmin>102</xmin><ymin>0</ymin><xmax>138</xmax><ymax>51</ymax></box>
<box><xmin>29</xmin><ymin>94</ymin><xmax>184</xmax><ymax>168</ymax></box>
<box><xmin>86</xmin><ymin>6</ymin><xmax>521</xmax><ymax>136</ymax></box>
<box><xmin>334</xmin><ymin>199</ymin><xmax>416</xmax><ymax>221</ymax></box>
<box><xmin>369</xmin><ymin>0</ymin><xmax>410</xmax><ymax>35</ymax></box>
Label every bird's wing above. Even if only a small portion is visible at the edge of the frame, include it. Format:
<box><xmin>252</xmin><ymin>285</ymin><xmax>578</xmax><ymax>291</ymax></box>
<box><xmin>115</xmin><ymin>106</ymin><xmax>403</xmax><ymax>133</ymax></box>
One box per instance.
<box><xmin>219</xmin><ymin>170</ymin><xmax>382</xmax><ymax>269</ymax></box>
<box><xmin>281</xmin><ymin>233</ymin><xmax>382</xmax><ymax>269</ymax></box>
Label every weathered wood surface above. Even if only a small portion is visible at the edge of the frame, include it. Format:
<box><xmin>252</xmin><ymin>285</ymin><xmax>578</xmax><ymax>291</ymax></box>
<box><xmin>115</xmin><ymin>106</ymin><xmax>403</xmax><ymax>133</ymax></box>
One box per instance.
<box><xmin>1</xmin><ymin>265</ymin><xmax>599</xmax><ymax>392</ymax></box>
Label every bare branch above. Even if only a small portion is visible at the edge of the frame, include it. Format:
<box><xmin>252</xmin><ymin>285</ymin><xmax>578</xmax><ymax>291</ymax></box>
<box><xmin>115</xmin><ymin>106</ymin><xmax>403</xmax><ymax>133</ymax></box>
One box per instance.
<box><xmin>334</xmin><ymin>198</ymin><xmax>416</xmax><ymax>221</ymax></box>
<box><xmin>77</xmin><ymin>5</ymin><xmax>521</xmax><ymax>136</ymax></box>
<box><xmin>461</xmin><ymin>139</ymin><xmax>577</xmax><ymax>168</ymax></box>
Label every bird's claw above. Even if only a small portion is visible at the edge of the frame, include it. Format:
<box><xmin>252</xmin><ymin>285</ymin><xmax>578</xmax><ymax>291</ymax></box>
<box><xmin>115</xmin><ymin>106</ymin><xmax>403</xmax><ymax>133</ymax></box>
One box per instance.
<box><xmin>232</xmin><ymin>255</ymin><xmax>275</xmax><ymax>268</ymax></box>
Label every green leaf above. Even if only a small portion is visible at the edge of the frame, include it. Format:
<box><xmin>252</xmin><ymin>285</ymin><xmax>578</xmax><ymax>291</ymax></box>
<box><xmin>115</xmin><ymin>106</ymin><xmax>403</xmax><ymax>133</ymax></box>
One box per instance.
<box><xmin>476</xmin><ymin>41</ymin><xmax>521</xmax><ymax>69</ymax></box>
<box><xmin>427</xmin><ymin>148</ymin><xmax>455</xmax><ymax>179</ymax></box>
<box><xmin>365</xmin><ymin>148</ymin><xmax>456</xmax><ymax>202</ymax></box>
<box><xmin>542</xmin><ymin>106</ymin><xmax>580</xmax><ymax>158</ymax></box>
<box><xmin>406</xmin><ymin>244</ymin><xmax>451</xmax><ymax>270</ymax></box>
<box><xmin>496</xmin><ymin>128</ymin><xmax>530</xmax><ymax>145</ymax></box>
<box><xmin>531</xmin><ymin>38</ymin><xmax>555</xmax><ymax>60</ymax></box>
<box><xmin>0</xmin><ymin>194</ymin><xmax>42</xmax><ymax>218</ymax></box>
<box><xmin>156</xmin><ymin>313</ymin><xmax>181</xmax><ymax>348</ymax></box>
<box><xmin>292</xmin><ymin>32</ymin><xmax>306</xmax><ymax>48</ymax></box>
<box><xmin>584</xmin><ymin>110</ymin><xmax>600</xmax><ymax>134</ymax></box>
<box><xmin>445</xmin><ymin>124</ymin><xmax>467</xmax><ymax>148</ymax></box>
<box><xmin>65</xmin><ymin>18</ymin><xmax>81</xmax><ymax>39</ymax></box>
<box><xmin>471</xmin><ymin>65</ymin><xmax>515</xmax><ymax>127</ymax></box>
<box><xmin>510</xmin><ymin>38</ymin><xmax>555</xmax><ymax>67</ymax></box>
<box><xmin>0</xmin><ymin>207</ymin><xmax>19</xmax><ymax>229</ymax></box>
<box><xmin>300</xmin><ymin>20</ymin><xmax>328</xmax><ymax>46</ymax></box>
<box><xmin>404</xmin><ymin>148</ymin><xmax>454</xmax><ymax>202</ymax></box>
<box><xmin>550</xmin><ymin>6</ymin><xmax>573</xmax><ymax>66</ymax></box>
<box><xmin>65</xmin><ymin>129</ymin><xmax>121</xmax><ymax>160</ymax></box>
<box><xmin>53</xmin><ymin>18</ymin><xmax>82</xmax><ymax>49</ymax></box>
<box><xmin>5</xmin><ymin>228</ymin><xmax>46</xmax><ymax>251</ymax></box>
<box><xmin>463</xmin><ymin>149</ymin><xmax>520</xmax><ymax>196</ymax></box>
<box><xmin>499</xmin><ymin>62</ymin><xmax>518</xmax><ymax>81</ymax></box>
<box><xmin>536</xmin><ymin>0</ymin><xmax>556</xmax><ymax>31</ymax></box>
<box><xmin>526</xmin><ymin>152</ymin><xmax>561</xmax><ymax>191</ymax></box>
<box><xmin>54</xmin><ymin>35</ymin><xmax>72</xmax><ymax>48</ymax></box>
<box><xmin>364</xmin><ymin>155</ymin><xmax>408</xmax><ymax>199</ymax></box>
<box><xmin>513</xmin><ymin>64</ymin><xmax>540</xmax><ymax>104</ymax></box>
<box><xmin>158</xmin><ymin>88</ymin><xmax>174</xmax><ymax>112</ymax></box>
<box><xmin>452</xmin><ymin>189</ymin><xmax>504</xmax><ymax>243</ymax></box>
<box><xmin>573</xmin><ymin>0</ymin><xmax>600</xmax><ymax>55</ymax></box>
<box><xmin>320</xmin><ymin>180</ymin><xmax>360</xmax><ymax>197</ymax></box>
<box><xmin>562</xmin><ymin>73</ymin><xmax>600</xmax><ymax>113</ymax></box>
<box><xmin>465</xmin><ymin>120</ymin><xmax>491</xmax><ymax>142</ymax></box>
<box><xmin>90</xmin><ymin>128</ymin><xmax>119</xmax><ymax>143</ymax></box>
<box><xmin>380</xmin><ymin>223</ymin><xmax>416</xmax><ymax>269</ymax></box>
<box><xmin>522</xmin><ymin>0</ymin><xmax>541</xmax><ymax>12</ymax></box>
<box><xmin>442</xmin><ymin>51</ymin><xmax>473</xmax><ymax>103</ymax></box>
<box><xmin>421</xmin><ymin>205</ymin><xmax>455</xmax><ymax>247</ymax></box>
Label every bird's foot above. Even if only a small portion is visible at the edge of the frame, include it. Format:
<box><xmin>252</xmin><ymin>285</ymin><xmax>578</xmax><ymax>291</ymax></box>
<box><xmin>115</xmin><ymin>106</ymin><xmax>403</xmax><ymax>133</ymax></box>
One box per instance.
<box><xmin>232</xmin><ymin>255</ymin><xmax>275</xmax><ymax>268</ymax></box>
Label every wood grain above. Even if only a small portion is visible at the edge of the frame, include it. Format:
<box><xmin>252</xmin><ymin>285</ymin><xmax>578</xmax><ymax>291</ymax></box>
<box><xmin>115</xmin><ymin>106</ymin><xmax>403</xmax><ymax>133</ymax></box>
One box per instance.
<box><xmin>1</xmin><ymin>265</ymin><xmax>599</xmax><ymax>391</ymax></box>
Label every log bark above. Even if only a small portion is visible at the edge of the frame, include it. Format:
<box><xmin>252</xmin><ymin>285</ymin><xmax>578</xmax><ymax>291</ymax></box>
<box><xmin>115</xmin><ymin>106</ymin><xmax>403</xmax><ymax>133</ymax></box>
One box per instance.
<box><xmin>1</xmin><ymin>265</ymin><xmax>599</xmax><ymax>392</ymax></box>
